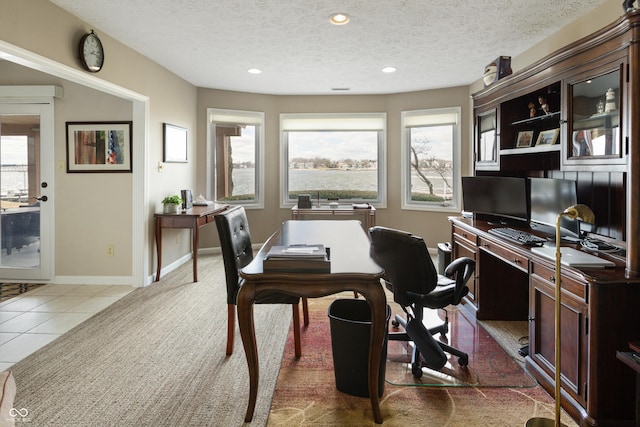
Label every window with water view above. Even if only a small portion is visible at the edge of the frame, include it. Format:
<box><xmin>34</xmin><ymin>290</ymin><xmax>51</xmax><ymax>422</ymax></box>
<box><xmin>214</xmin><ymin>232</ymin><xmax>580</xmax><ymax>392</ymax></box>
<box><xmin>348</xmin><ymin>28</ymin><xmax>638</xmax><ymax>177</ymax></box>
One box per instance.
<box><xmin>209</xmin><ymin>109</ymin><xmax>263</xmax><ymax>207</ymax></box>
<box><xmin>402</xmin><ymin>107</ymin><xmax>460</xmax><ymax>211</ymax></box>
<box><xmin>281</xmin><ymin>113</ymin><xmax>386</xmax><ymax>205</ymax></box>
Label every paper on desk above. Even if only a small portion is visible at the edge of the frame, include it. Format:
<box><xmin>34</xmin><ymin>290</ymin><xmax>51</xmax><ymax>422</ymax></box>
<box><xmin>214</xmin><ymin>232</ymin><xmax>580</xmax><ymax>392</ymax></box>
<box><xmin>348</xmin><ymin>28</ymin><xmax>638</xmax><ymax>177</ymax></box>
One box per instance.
<box><xmin>265</xmin><ymin>245</ymin><xmax>327</xmax><ymax>260</ymax></box>
<box><xmin>283</xmin><ymin>246</ymin><xmax>321</xmax><ymax>254</ymax></box>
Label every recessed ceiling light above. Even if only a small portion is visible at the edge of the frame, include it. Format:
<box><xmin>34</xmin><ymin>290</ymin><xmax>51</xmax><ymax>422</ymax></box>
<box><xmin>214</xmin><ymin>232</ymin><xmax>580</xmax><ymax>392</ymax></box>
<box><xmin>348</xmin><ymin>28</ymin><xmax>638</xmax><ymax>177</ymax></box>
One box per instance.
<box><xmin>382</xmin><ymin>66</ymin><xmax>397</xmax><ymax>73</ymax></box>
<box><xmin>247</xmin><ymin>68</ymin><xmax>262</xmax><ymax>74</ymax></box>
<box><xmin>329</xmin><ymin>13</ymin><xmax>350</xmax><ymax>25</ymax></box>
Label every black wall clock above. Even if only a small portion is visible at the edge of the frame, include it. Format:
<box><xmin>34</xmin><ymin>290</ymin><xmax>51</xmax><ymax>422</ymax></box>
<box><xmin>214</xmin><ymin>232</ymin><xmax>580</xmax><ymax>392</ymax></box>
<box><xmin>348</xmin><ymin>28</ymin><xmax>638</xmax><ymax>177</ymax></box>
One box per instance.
<box><xmin>79</xmin><ymin>30</ymin><xmax>104</xmax><ymax>73</ymax></box>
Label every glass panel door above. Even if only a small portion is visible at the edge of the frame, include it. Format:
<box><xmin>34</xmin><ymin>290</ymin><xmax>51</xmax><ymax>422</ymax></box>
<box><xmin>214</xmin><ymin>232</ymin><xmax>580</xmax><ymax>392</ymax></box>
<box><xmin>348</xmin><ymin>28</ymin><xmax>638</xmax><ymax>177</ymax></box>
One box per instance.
<box><xmin>568</xmin><ymin>69</ymin><xmax>622</xmax><ymax>161</ymax></box>
<box><xmin>476</xmin><ymin>109</ymin><xmax>498</xmax><ymax>170</ymax></box>
<box><xmin>0</xmin><ymin>103</ymin><xmax>52</xmax><ymax>281</ymax></box>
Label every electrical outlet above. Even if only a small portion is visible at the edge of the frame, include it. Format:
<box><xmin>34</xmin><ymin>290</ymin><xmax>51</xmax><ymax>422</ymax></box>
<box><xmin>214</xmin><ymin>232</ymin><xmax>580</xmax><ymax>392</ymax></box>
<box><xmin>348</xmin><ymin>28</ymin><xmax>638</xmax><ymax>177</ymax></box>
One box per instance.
<box><xmin>58</xmin><ymin>160</ymin><xmax>65</xmax><ymax>171</ymax></box>
<box><xmin>106</xmin><ymin>245</ymin><xmax>115</xmax><ymax>257</ymax></box>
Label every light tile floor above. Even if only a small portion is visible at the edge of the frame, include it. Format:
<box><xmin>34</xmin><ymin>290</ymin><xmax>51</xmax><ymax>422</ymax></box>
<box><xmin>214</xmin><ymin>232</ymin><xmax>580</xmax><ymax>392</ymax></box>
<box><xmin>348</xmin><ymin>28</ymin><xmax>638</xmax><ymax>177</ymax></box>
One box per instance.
<box><xmin>0</xmin><ymin>284</ymin><xmax>134</xmax><ymax>371</ymax></box>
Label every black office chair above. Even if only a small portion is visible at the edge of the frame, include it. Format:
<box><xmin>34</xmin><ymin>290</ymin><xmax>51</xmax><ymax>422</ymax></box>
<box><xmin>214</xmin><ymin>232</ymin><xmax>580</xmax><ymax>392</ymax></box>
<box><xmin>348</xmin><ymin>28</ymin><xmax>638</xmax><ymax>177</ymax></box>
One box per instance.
<box><xmin>215</xmin><ymin>206</ymin><xmax>308</xmax><ymax>357</ymax></box>
<box><xmin>369</xmin><ymin>226</ymin><xmax>475</xmax><ymax>378</ymax></box>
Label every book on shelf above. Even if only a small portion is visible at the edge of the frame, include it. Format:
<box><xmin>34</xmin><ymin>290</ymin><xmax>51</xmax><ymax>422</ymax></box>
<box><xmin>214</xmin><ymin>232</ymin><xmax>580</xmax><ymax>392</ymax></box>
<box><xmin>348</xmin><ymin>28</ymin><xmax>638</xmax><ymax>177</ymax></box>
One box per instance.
<box><xmin>263</xmin><ymin>244</ymin><xmax>330</xmax><ymax>273</ymax></box>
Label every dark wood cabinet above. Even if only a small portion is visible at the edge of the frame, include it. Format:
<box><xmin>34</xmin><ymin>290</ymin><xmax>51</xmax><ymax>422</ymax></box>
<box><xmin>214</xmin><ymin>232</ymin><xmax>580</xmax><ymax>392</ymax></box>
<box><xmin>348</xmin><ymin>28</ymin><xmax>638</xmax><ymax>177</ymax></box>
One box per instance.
<box><xmin>451</xmin><ymin>224</ymin><xmax>477</xmax><ymax>305</ymax></box>
<box><xmin>529</xmin><ymin>261</ymin><xmax>588</xmax><ymax>408</ymax></box>
<box><xmin>450</xmin><ymin>217</ymin><xmax>640</xmax><ymax>426</ymax></box>
<box><xmin>466</xmin><ymin>10</ymin><xmax>640</xmax><ymax>426</ymax></box>
<box><xmin>472</xmin><ymin>11</ymin><xmax>640</xmax><ymax>271</ymax></box>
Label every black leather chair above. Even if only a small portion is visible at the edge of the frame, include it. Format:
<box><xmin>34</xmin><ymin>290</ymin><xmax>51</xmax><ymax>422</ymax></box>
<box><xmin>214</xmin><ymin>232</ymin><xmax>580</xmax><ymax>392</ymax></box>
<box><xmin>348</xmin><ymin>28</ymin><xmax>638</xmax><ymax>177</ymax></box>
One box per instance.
<box><xmin>215</xmin><ymin>206</ymin><xmax>308</xmax><ymax>357</ymax></box>
<box><xmin>369</xmin><ymin>226</ymin><xmax>475</xmax><ymax>378</ymax></box>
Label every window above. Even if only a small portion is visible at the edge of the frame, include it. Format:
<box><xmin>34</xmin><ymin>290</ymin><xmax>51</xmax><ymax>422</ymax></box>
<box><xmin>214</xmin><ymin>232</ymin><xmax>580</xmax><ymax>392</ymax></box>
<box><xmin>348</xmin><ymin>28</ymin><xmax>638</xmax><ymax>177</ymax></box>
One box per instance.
<box><xmin>208</xmin><ymin>108</ymin><xmax>264</xmax><ymax>207</ymax></box>
<box><xmin>401</xmin><ymin>107</ymin><xmax>461</xmax><ymax>211</ymax></box>
<box><xmin>280</xmin><ymin>113</ymin><xmax>386</xmax><ymax>207</ymax></box>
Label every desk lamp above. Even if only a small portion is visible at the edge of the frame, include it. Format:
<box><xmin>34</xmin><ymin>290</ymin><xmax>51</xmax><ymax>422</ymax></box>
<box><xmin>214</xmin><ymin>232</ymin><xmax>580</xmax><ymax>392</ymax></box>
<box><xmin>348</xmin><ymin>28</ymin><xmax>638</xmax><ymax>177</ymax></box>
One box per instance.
<box><xmin>526</xmin><ymin>204</ymin><xmax>594</xmax><ymax>427</ymax></box>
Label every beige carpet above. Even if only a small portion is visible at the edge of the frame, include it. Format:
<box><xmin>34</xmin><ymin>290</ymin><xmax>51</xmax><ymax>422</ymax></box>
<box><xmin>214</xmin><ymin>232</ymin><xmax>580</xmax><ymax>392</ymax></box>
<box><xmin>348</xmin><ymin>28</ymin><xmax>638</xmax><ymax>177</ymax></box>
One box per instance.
<box><xmin>479</xmin><ymin>320</ymin><xmax>529</xmax><ymax>367</ymax></box>
<box><xmin>9</xmin><ymin>254</ymin><xmax>291</xmax><ymax>426</ymax></box>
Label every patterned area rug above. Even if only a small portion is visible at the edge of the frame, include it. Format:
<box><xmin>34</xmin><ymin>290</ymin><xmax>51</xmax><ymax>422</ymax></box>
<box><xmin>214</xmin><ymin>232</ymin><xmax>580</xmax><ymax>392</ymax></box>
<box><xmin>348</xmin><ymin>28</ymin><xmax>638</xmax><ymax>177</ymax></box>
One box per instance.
<box><xmin>268</xmin><ymin>293</ymin><xmax>578</xmax><ymax>426</ymax></box>
<box><xmin>0</xmin><ymin>283</ymin><xmax>44</xmax><ymax>302</ymax></box>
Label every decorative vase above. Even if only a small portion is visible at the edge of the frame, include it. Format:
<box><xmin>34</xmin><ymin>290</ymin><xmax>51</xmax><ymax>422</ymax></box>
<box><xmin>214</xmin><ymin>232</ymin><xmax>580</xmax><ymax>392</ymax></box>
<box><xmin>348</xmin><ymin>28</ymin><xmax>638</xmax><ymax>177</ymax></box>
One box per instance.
<box><xmin>163</xmin><ymin>203</ymin><xmax>179</xmax><ymax>214</ymax></box>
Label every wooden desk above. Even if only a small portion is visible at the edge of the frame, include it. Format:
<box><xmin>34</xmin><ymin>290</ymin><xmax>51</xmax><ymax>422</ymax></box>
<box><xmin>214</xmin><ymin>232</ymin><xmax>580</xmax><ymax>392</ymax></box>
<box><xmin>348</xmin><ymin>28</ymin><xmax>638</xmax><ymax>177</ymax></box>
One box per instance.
<box><xmin>154</xmin><ymin>204</ymin><xmax>228</xmax><ymax>282</ymax></box>
<box><xmin>291</xmin><ymin>204</ymin><xmax>376</xmax><ymax>229</ymax></box>
<box><xmin>449</xmin><ymin>216</ymin><xmax>640</xmax><ymax>426</ymax></box>
<box><xmin>238</xmin><ymin>220</ymin><xmax>386</xmax><ymax>423</ymax></box>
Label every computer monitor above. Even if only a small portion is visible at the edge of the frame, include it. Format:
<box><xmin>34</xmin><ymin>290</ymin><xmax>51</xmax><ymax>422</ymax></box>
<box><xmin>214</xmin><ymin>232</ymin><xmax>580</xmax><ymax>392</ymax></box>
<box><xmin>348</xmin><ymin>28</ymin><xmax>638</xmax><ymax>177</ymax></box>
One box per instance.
<box><xmin>461</xmin><ymin>176</ymin><xmax>528</xmax><ymax>225</ymax></box>
<box><xmin>529</xmin><ymin>177</ymin><xmax>579</xmax><ymax>238</ymax></box>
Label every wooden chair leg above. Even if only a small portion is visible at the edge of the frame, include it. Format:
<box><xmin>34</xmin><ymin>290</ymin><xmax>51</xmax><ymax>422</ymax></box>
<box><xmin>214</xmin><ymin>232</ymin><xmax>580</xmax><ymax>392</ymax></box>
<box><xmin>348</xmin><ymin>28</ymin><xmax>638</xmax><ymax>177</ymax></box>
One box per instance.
<box><xmin>291</xmin><ymin>303</ymin><xmax>302</xmax><ymax>358</ymax></box>
<box><xmin>302</xmin><ymin>297</ymin><xmax>310</xmax><ymax>326</ymax></box>
<box><xmin>226</xmin><ymin>304</ymin><xmax>235</xmax><ymax>356</ymax></box>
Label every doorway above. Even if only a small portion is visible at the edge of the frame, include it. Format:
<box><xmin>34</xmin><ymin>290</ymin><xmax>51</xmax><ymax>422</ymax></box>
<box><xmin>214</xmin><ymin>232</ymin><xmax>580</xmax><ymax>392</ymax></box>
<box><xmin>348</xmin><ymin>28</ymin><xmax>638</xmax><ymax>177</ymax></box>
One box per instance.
<box><xmin>0</xmin><ymin>102</ymin><xmax>53</xmax><ymax>282</ymax></box>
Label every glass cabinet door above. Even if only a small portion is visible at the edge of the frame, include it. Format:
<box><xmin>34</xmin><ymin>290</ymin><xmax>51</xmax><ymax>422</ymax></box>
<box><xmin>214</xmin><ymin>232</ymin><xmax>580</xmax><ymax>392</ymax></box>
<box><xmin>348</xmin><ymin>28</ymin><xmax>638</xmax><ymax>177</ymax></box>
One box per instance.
<box><xmin>567</xmin><ymin>68</ymin><xmax>623</xmax><ymax>164</ymax></box>
<box><xmin>476</xmin><ymin>109</ymin><xmax>498</xmax><ymax>170</ymax></box>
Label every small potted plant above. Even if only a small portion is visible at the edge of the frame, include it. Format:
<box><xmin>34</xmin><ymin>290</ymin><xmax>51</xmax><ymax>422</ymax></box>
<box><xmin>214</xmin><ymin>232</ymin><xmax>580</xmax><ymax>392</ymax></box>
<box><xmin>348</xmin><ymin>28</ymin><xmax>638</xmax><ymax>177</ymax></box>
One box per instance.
<box><xmin>162</xmin><ymin>195</ymin><xmax>183</xmax><ymax>214</ymax></box>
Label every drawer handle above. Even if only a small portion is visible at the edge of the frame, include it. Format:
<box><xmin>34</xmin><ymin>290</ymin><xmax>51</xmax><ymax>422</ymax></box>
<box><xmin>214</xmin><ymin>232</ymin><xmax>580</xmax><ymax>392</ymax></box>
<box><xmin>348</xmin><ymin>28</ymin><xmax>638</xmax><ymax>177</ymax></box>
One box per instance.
<box><xmin>482</xmin><ymin>243</ymin><xmax>490</xmax><ymax>247</ymax></box>
<box><xmin>513</xmin><ymin>258</ymin><xmax>520</xmax><ymax>264</ymax></box>
<box><xmin>550</xmin><ymin>276</ymin><xmax>555</xmax><ymax>283</ymax></box>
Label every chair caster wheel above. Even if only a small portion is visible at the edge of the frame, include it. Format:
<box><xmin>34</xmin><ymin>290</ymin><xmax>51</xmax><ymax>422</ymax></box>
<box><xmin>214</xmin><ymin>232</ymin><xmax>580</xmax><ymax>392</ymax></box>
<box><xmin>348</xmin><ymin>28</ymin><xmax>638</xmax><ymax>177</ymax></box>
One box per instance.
<box><xmin>411</xmin><ymin>363</ymin><xmax>423</xmax><ymax>378</ymax></box>
<box><xmin>458</xmin><ymin>355</ymin><xmax>469</xmax><ymax>366</ymax></box>
<box><xmin>391</xmin><ymin>319</ymin><xmax>399</xmax><ymax>328</ymax></box>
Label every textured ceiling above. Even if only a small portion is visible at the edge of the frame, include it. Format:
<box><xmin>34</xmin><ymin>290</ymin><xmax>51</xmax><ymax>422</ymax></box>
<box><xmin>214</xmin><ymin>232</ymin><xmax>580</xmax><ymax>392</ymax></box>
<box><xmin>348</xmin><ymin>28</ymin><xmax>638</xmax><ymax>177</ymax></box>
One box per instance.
<box><xmin>50</xmin><ymin>0</ymin><xmax>610</xmax><ymax>95</ymax></box>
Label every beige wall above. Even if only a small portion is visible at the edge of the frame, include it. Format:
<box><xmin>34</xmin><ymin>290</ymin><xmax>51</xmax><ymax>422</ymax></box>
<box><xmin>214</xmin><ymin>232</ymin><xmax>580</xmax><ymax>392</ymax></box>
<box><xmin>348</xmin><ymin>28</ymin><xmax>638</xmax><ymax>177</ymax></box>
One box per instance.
<box><xmin>198</xmin><ymin>87</ymin><xmax>471</xmax><ymax>245</ymax></box>
<box><xmin>0</xmin><ymin>0</ymin><xmax>625</xmax><ymax>283</ymax></box>
<box><xmin>0</xmin><ymin>0</ymin><xmax>198</xmax><ymax>284</ymax></box>
<box><xmin>197</xmin><ymin>87</ymin><xmax>471</xmax><ymax>248</ymax></box>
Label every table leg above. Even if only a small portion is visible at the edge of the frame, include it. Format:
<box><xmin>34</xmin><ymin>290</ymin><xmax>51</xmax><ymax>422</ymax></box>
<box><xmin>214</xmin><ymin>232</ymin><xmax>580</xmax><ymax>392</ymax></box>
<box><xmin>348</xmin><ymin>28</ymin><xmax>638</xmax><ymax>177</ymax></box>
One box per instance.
<box><xmin>362</xmin><ymin>281</ymin><xmax>386</xmax><ymax>424</ymax></box>
<box><xmin>237</xmin><ymin>282</ymin><xmax>258</xmax><ymax>422</ymax></box>
<box><xmin>192</xmin><ymin>225</ymin><xmax>199</xmax><ymax>282</ymax></box>
<box><xmin>155</xmin><ymin>218</ymin><xmax>162</xmax><ymax>281</ymax></box>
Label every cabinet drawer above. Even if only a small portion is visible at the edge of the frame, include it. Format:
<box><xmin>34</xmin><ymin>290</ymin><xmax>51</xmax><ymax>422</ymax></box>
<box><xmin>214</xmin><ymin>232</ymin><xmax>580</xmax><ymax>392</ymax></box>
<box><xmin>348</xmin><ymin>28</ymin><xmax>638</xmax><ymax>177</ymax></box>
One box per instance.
<box><xmin>453</xmin><ymin>225</ymin><xmax>477</xmax><ymax>246</ymax></box>
<box><xmin>171</xmin><ymin>217</ymin><xmax>195</xmax><ymax>228</ymax></box>
<box><xmin>531</xmin><ymin>262</ymin><xmax>586</xmax><ymax>301</ymax></box>
<box><xmin>478</xmin><ymin>237</ymin><xmax>528</xmax><ymax>273</ymax></box>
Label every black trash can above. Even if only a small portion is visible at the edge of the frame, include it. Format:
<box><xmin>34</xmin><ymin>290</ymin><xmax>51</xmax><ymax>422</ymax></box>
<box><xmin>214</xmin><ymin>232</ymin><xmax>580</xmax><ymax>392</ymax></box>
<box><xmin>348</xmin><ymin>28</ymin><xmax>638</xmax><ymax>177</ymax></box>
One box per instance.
<box><xmin>437</xmin><ymin>242</ymin><xmax>452</xmax><ymax>275</ymax></box>
<box><xmin>328</xmin><ymin>299</ymin><xmax>391</xmax><ymax>398</ymax></box>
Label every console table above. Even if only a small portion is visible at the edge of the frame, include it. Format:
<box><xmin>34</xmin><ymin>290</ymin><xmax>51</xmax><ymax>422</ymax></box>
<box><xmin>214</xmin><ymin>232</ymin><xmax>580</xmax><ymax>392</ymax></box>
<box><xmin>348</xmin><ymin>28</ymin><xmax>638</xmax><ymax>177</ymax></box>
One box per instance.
<box><xmin>291</xmin><ymin>204</ymin><xmax>376</xmax><ymax>229</ymax></box>
<box><xmin>449</xmin><ymin>216</ymin><xmax>640</xmax><ymax>426</ymax></box>
<box><xmin>154</xmin><ymin>203</ymin><xmax>228</xmax><ymax>282</ymax></box>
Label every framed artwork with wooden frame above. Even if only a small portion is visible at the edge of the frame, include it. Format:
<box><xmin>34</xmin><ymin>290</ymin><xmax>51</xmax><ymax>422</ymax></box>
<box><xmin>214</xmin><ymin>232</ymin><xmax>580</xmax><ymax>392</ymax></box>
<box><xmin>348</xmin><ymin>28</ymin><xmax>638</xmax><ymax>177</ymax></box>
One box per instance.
<box><xmin>515</xmin><ymin>130</ymin><xmax>534</xmax><ymax>148</ymax></box>
<box><xmin>163</xmin><ymin>123</ymin><xmax>188</xmax><ymax>163</ymax></box>
<box><xmin>535</xmin><ymin>128</ymin><xmax>560</xmax><ymax>146</ymax></box>
<box><xmin>66</xmin><ymin>121</ymin><xmax>132</xmax><ymax>172</ymax></box>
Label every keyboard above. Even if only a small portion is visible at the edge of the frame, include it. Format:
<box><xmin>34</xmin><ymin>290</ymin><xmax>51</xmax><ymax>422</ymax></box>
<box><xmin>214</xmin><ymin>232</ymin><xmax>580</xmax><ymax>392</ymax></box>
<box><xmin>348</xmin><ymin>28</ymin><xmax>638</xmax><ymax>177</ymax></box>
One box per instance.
<box><xmin>488</xmin><ymin>227</ymin><xmax>547</xmax><ymax>246</ymax></box>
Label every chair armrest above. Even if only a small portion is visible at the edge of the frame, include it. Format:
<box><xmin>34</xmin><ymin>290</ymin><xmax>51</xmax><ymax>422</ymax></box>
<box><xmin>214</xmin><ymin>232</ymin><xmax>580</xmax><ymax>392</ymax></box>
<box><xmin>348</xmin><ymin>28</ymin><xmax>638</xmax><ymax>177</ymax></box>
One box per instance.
<box><xmin>444</xmin><ymin>257</ymin><xmax>475</xmax><ymax>303</ymax></box>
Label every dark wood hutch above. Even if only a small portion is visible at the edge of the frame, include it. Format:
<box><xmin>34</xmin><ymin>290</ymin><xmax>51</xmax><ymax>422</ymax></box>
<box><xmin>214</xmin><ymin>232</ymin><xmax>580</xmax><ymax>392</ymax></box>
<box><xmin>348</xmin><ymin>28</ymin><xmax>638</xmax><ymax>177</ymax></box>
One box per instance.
<box><xmin>452</xmin><ymin>10</ymin><xmax>640</xmax><ymax>426</ymax></box>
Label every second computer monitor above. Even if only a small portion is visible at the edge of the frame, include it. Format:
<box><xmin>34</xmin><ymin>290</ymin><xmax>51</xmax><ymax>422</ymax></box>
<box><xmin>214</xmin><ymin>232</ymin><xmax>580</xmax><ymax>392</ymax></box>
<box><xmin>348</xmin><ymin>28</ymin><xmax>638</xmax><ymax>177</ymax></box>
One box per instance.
<box><xmin>529</xmin><ymin>177</ymin><xmax>579</xmax><ymax>237</ymax></box>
